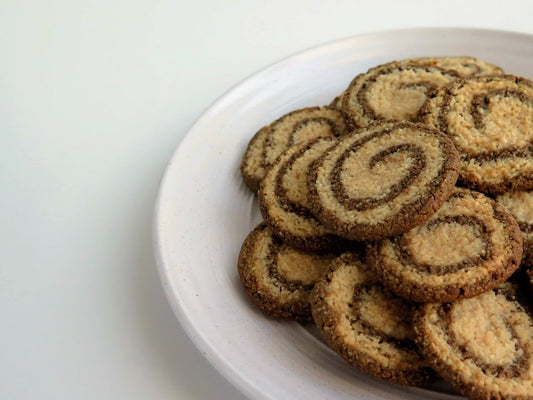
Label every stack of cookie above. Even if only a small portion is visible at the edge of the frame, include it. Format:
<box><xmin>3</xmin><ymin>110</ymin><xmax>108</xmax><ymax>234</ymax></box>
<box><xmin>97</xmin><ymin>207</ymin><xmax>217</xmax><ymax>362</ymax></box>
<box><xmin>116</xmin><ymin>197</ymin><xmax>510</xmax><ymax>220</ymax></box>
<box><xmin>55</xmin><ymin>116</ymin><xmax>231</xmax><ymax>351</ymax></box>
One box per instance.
<box><xmin>237</xmin><ymin>56</ymin><xmax>533</xmax><ymax>399</ymax></box>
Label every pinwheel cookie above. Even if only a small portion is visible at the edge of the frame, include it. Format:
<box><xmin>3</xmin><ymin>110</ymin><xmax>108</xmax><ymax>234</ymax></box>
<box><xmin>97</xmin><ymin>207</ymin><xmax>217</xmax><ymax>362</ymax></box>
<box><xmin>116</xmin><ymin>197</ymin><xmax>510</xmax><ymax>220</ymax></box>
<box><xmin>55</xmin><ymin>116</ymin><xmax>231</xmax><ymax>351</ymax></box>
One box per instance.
<box><xmin>240</xmin><ymin>106</ymin><xmax>352</xmax><ymax>192</ymax></box>
<box><xmin>414</xmin><ymin>283</ymin><xmax>533</xmax><ymax>400</ymax></box>
<box><xmin>341</xmin><ymin>61</ymin><xmax>460</xmax><ymax>127</ymax></box>
<box><xmin>420</xmin><ymin>74</ymin><xmax>533</xmax><ymax>194</ymax></box>
<box><xmin>367</xmin><ymin>188</ymin><xmax>522</xmax><ymax>303</ymax></box>
<box><xmin>238</xmin><ymin>224</ymin><xmax>338</xmax><ymax>321</ymax></box>
<box><xmin>307</xmin><ymin>121</ymin><xmax>459</xmax><ymax>241</ymax></box>
<box><xmin>311</xmin><ymin>251</ymin><xmax>435</xmax><ymax>386</ymax></box>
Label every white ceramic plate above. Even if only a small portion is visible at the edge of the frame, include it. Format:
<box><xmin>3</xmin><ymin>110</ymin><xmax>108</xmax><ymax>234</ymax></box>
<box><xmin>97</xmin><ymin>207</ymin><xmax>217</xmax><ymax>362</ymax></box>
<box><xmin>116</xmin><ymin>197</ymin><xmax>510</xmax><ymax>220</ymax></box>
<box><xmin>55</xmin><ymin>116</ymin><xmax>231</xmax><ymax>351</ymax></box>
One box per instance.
<box><xmin>154</xmin><ymin>28</ymin><xmax>533</xmax><ymax>400</ymax></box>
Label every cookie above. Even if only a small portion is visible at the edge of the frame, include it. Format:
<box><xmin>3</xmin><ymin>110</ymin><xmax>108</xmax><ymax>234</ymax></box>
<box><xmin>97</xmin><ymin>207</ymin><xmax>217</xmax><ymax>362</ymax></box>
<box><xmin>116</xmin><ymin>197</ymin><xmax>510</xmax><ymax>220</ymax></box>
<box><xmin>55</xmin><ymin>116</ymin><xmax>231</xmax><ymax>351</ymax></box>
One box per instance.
<box><xmin>240</xmin><ymin>106</ymin><xmax>352</xmax><ymax>192</ymax></box>
<box><xmin>258</xmin><ymin>138</ymin><xmax>346</xmax><ymax>251</ymax></box>
<box><xmin>237</xmin><ymin>223</ymin><xmax>336</xmax><ymax>321</ymax></box>
<box><xmin>407</xmin><ymin>56</ymin><xmax>504</xmax><ymax>78</ymax></box>
<box><xmin>419</xmin><ymin>74</ymin><xmax>533</xmax><ymax>194</ymax></box>
<box><xmin>341</xmin><ymin>61</ymin><xmax>460</xmax><ymax>127</ymax></box>
<box><xmin>367</xmin><ymin>188</ymin><xmax>523</xmax><ymax>303</ymax></box>
<box><xmin>496</xmin><ymin>190</ymin><xmax>533</xmax><ymax>266</ymax></box>
<box><xmin>311</xmin><ymin>251</ymin><xmax>435</xmax><ymax>386</ymax></box>
<box><xmin>307</xmin><ymin>120</ymin><xmax>460</xmax><ymax>242</ymax></box>
<box><xmin>414</xmin><ymin>284</ymin><xmax>533</xmax><ymax>400</ymax></box>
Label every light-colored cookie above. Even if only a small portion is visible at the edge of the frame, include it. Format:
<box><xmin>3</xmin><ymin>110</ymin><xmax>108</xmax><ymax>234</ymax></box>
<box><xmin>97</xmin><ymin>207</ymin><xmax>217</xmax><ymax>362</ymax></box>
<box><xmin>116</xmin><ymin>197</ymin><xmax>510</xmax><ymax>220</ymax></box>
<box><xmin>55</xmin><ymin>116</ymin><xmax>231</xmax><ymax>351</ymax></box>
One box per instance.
<box><xmin>240</xmin><ymin>106</ymin><xmax>352</xmax><ymax>192</ymax></box>
<box><xmin>367</xmin><ymin>188</ymin><xmax>523</xmax><ymax>303</ymax></box>
<box><xmin>237</xmin><ymin>224</ymin><xmax>337</xmax><ymax>321</ymax></box>
<box><xmin>414</xmin><ymin>283</ymin><xmax>533</xmax><ymax>400</ymax></box>
<box><xmin>258</xmin><ymin>138</ymin><xmax>347</xmax><ymax>251</ymax></box>
<box><xmin>311</xmin><ymin>251</ymin><xmax>435</xmax><ymax>386</ymax></box>
<box><xmin>419</xmin><ymin>74</ymin><xmax>533</xmax><ymax>194</ymax></box>
<box><xmin>341</xmin><ymin>61</ymin><xmax>460</xmax><ymax>127</ymax></box>
<box><xmin>307</xmin><ymin>120</ymin><xmax>459</xmax><ymax>241</ymax></box>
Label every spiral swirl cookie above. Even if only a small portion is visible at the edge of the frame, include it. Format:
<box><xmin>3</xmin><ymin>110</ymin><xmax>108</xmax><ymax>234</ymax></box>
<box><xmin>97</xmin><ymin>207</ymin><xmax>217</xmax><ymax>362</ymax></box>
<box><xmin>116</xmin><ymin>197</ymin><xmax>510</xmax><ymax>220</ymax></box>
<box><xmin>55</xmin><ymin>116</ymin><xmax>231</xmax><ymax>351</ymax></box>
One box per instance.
<box><xmin>311</xmin><ymin>251</ymin><xmax>435</xmax><ymax>386</ymax></box>
<box><xmin>341</xmin><ymin>61</ymin><xmax>460</xmax><ymax>127</ymax></box>
<box><xmin>414</xmin><ymin>284</ymin><xmax>533</xmax><ymax>400</ymax></box>
<box><xmin>238</xmin><ymin>224</ymin><xmax>337</xmax><ymax>321</ymax></box>
<box><xmin>259</xmin><ymin>138</ymin><xmax>347</xmax><ymax>251</ymax></box>
<box><xmin>240</xmin><ymin>106</ymin><xmax>352</xmax><ymax>192</ymax></box>
<box><xmin>407</xmin><ymin>56</ymin><xmax>504</xmax><ymax>78</ymax></box>
<box><xmin>496</xmin><ymin>190</ymin><xmax>533</xmax><ymax>266</ymax></box>
<box><xmin>367</xmin><ymin>188</ymin><xmax>523</xmax><ymax>303</ymax></box>
<box><xmin>307</xmin><ymin>121</ymin><xmax>460</xmax><ymax>242</ymax></box>
<box><xmin>420</xmin><ymin>75</ymin><xmax>533</xmax><ymax>194</ymax></box>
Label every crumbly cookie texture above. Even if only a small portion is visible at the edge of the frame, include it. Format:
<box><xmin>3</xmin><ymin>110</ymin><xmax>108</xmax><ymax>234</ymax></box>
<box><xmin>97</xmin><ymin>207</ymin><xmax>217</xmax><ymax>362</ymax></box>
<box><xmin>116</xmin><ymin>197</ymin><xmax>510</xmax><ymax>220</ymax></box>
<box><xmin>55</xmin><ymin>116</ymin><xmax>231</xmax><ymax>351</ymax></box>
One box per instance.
<box><xmin>419</xmin><ymin>74</ymin><xmax>533</xmax><ymax>194</ymax></box>
<box><xmin>414</xmin><ymin>283</ymin><xmax>533</xmax><ymax>400</ymax></box>
<box><xmin>341</xmin><ymin>61</ymin><xmax>460</xmax><ymax>127</ymax></box>
<box><xmin>258</xmin><ymin>138</ymin><xmax>347</xmax><ymax>251</ymax></box>
<box><xmin>405</xmin><ymin>56</ymin><xmax>504</xmax><ymax>78</ymax></box>
<box><xmin>496</xmin><ymin>190</ymin><xmax>533</xmax><ymax>266</ymax></box>
<box><xmin>367</xmin><ymin>188</ymin><xmax>523</xmax><ymax>303</ymax></box>
<box><xmin>311</xmin><ymin>251</ymin><xmax>435</xmax><ymax>386</ymax></box>
<box><xmin>240</xmin><ymin>106</ymin><xmax>352</xmax><ymax>192</ymax></box>
<box><xmin>307</xmin><ymin>120</ymin><xmax>459</xmax><ymax>241</ymax></box>
<box><xmin>238</xmin><ymin>224</ymin><xmax>337</xmax><ymax>321</ymax></box>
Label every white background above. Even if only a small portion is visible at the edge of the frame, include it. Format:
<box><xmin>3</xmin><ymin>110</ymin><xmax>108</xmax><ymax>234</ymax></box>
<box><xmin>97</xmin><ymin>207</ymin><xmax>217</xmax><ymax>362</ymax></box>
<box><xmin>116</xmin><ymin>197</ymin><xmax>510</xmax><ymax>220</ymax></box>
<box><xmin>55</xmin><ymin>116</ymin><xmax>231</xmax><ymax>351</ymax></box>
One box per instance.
<box><xmin>2</xmin><ymin>1</ymin><xmax>533</xmax><ymax>399</ymax></box>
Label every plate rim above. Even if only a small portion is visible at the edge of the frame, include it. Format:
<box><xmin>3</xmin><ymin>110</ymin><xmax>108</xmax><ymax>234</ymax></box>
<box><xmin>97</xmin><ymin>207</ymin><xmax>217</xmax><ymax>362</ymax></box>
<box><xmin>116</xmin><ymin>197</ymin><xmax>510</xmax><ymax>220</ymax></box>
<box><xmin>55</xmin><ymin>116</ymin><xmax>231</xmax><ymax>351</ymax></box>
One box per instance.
<box><xmin>153</xmin><ymin>27</ymin><xmax>533</xmax><ymax>400</ymax></box>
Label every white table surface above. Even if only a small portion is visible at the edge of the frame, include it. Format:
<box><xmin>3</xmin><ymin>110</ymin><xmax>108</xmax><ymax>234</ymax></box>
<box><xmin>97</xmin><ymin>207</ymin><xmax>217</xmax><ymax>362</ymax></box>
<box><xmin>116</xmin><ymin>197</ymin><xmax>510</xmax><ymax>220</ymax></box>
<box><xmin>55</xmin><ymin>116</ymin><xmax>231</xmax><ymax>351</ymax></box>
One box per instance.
<box><xmin>2</xmin><ymin>1</ymin><xmax>533</xmax><ymax>399</ymax></box>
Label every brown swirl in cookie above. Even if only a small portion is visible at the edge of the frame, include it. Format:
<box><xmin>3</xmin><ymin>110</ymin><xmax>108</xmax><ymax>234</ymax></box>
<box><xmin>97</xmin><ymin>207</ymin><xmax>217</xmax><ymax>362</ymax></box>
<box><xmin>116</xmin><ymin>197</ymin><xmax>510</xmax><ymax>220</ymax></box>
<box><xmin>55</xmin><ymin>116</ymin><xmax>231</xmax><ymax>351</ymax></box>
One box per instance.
<box><xmin>342</xmin><ymin>61</ymin><xmax>459</xmax><ymax>127</ymax></box>
<box><xmin>331</xmin><ymin>139</ymin><xmax>427</xmax><ymax>211</ymax></box>
<box><xmin>367</xmin><ymin>188</ymin><xmax>523</xmax><ymax>303</ymax></box>
<box><xmin>422</xmin><ymin>75</ymin><xmax>533</xmax><ymax>194</ymax></box>
<box><xmin>307</xmin><ymin>121</ymin><xmax>459</xmax><ymax>241</ymax></box>
<box><xmin>240</xmin><ymin>106</ymin><xmax>351</xmax><ymax>192</ymax></box>
<box><xmin>392</xmin><ymin>214</ymin><xmax>493</xmax><ymax>276</ymax></box>
<box><xmin>350</xmin><ymin>282</ymin><xmax>417</xmax><ymax>351</ymax></box>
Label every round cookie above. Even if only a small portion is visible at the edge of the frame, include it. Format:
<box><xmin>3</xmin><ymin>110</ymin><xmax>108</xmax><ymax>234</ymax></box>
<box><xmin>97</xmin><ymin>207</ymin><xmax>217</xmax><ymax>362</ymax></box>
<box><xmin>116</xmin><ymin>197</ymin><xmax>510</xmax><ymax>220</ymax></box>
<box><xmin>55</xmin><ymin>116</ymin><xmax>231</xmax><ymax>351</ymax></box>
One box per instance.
<box><xmin>406</xmin><ymin>56</ymin><xmax>504</xmax><ymax>78</ymax></box>
<box><xmin>414</xmin><ymin>284</ymin><xmax>533</xmax><ymax>400</ymax></box>
<box><xmin>496</xmin><ymin>190</ymin><xmax>533</xmax><ymax>266</ymax></box>
<box><xmin>307</xmin><ymin>120</ymin><xmax>460</xmax><ymax>242</ymax></box>
<box><xmin>311</xmin><ymin>251</ymin><xmax>435</xmax><ymax>386</ymax></box>
<box><xmin>419</xmin><ymin>74</ymin><xmax>533</xmax><ymax>194</ymax></box>
<box><xmin>240</xmin><ymin>106</ymin><xmax>352</xmax><ymax>192</ymax></box>
<box><xmin>237</xmin><ymin>223</ymin><xmax>337</xmax><ymax>321</ymax></box>
<box><xmin>341</xmin><ymin>61</ymin><xmax>460</xmax><ymax>127</ymax></box>
<box><xmin>367</xmin><ymin>188</ymin><xmax>523</xmax><ymax>303</ymax></box>
<box><xmin>258</xmin><ymin>138</ymin><xmax>346</xmax><ymax>252</ymax></box>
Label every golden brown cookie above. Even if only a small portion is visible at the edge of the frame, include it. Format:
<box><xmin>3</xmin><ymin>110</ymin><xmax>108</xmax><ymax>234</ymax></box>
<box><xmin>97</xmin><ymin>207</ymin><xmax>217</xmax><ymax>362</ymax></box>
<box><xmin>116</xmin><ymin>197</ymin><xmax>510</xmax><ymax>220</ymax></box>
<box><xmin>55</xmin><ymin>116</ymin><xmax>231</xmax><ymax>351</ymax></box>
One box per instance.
<box><xmin>419</xmin><ymin>74</ymin><xmax>533</xmax><ymax>194</ymax></box>
<box><xmin>406</xmin><ymin>56</ymin><xmax>504</xmax><ymax>78</ymax></box>
<box><xmin>367</xmin><ymin>188</ymin><xmax>523</xmax><ymax>303</ymax></box>
<box><xmin>240</xmin><ymin>106</ymin><xmax>352</xmax><ymax>192</ymax></box>
<box><xmin>237</xmin><ymin>224</ymin><xmax>336</xmax><ymax>321</ymax></box>
<box><xmin>496</xmin><ymin>190</ymin><xmax>533</xmax><ymax>266</ymax></box>
<box><xmin>311</xmin><ymin>251</ymin><xmax>435</xmax><ymax>386</ymax></box>
<box><xmin>414</xmin><ymin>283</ymin><xmax>533</xmax><ymax>400</ymax></box>
<box><xmin>341</xmin><ymin>61</ymin><xmax>460</xmax><ymax>127</ymax></box>
<box><xmin>307</xmin><ymin>120</ymin><xmax>459</xmax><ymax>242</ymax></box>
<box><xmin>258</xmin><ymin>138</ymin><xmax>347</xmax><ymax>251</ymax></box>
